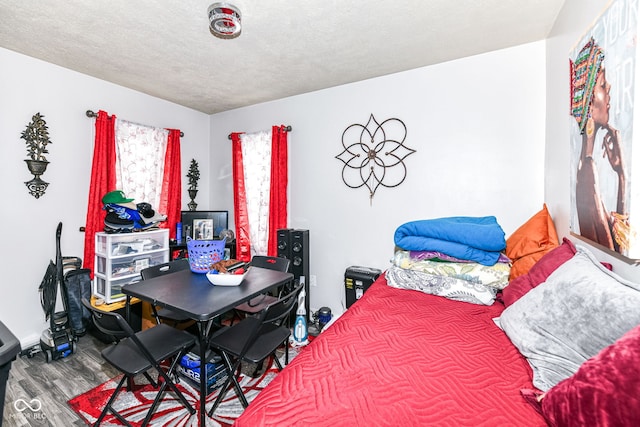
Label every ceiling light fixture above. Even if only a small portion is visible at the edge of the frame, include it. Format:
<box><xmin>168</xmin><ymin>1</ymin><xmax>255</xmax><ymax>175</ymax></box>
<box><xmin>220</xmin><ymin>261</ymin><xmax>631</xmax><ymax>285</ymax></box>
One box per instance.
<box><xmin>208</xmin><ymin>2</ymin><xmax>242</xmax><ymax>39</ymax></box>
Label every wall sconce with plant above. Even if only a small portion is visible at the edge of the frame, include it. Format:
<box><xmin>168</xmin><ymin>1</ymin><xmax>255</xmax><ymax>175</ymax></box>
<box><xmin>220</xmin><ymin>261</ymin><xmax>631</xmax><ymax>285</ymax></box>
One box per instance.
<box><xmin>187</xmin><ymin>158</ymin><xmax>200</xmax><ymax>211</ymax></box>
<box><xmin>21</xmin><ymin>112</ymin><xmax>52</xmax><ymax>199</ymax></box>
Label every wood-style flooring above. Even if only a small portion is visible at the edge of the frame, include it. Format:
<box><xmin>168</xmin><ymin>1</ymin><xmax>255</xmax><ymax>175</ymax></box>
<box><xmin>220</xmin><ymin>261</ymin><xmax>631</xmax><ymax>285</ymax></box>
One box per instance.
<box><xmin>2</xmin><ymin>333</ymin><xmax>118</xmax><ymax>427</ymax></box>
<box><xmin>2</xmin><ymin>323</ymin><xmax>284</xmax><ymax>427</ymax></box>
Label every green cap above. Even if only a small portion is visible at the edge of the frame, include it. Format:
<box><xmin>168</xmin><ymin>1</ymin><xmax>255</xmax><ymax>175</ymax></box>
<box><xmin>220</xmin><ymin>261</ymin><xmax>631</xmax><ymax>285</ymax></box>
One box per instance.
<box><xmin>102</xmin><ymin>190</ymin><xmax>134</xmax><ymax>205</ymax></box>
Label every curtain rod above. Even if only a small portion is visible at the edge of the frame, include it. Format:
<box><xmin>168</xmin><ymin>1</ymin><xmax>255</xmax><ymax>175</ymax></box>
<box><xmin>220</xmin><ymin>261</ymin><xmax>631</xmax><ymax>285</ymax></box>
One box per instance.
<box><xmin>228</xmin><ymin>125</ymin><xmax>292</xmax><ymax>140</ymax></box>
<box><xmin>86</xmin><ymin>110</ymin><xmax>184</xmax><ymax>137</ymax></box>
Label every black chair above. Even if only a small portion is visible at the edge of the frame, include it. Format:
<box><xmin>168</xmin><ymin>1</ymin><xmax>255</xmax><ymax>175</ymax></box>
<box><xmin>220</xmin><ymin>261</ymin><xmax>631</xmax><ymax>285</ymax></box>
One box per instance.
<box><xmin>231</xmin><ymin>255</ymin><xmax>291</xmax><ymax>323</ymax></box>
<box><xmin>81</xmin><ymin>298</ymin><xmax>196</xmax><ymax>426</ymax></box>
<box><xmin>208</xmin><ymin>280</ymin><xmax>303</xmax><ymax>416</ymax></box>
<box><xmin>141</xmin><ymin>259</ymin><xmax>193</xmax><ymax>327</ymax></box>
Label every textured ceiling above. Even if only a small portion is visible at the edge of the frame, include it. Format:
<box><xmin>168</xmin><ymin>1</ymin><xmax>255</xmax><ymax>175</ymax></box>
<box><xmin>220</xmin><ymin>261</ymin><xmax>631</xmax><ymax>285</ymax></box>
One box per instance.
<box><xmin>0</xmin><ymin>0</ymin><xmax>565</xmax><ymax>114</ymax></box>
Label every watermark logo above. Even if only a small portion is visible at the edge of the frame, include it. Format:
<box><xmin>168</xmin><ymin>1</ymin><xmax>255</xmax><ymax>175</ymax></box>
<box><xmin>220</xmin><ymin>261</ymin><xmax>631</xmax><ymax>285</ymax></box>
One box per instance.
<box><xmin>14</xmin><ymin>398</ymin><xmax>42</xmax><ymax>412</ymax></box>
<box><xmin>10</xmin><ymin>398</ymin><xmax>46</xmax><ymax>421</ymax></box>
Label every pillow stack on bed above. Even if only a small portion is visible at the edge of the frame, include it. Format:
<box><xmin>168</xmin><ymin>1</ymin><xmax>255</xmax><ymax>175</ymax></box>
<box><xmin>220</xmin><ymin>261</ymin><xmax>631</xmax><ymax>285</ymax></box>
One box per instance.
<box><xmin>496</xmin><ymin>244</ymin><xmax>640</xmax><ymax>426</ymax></box>
<box><xmin>389</xmin><ymin>216</ymin><xmax>510</xmax><ymax>305</ymax></box>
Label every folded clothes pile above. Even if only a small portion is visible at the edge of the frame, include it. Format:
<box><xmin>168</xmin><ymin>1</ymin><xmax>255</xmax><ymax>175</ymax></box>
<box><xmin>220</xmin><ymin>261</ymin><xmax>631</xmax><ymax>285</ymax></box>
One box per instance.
<box><xmin>102</xmin><ymin>190</ymin><xmax>167</xmax><ymax>233</ymax></box>
<box><xmin>388</xmin><ymin>216</ymin><xmax>510</xmax><ymax>306</ymax></box>
<box><xmin>393</xmin><ymin>216</ymin><xmax>507</xmax><ymax>266</ymax></box>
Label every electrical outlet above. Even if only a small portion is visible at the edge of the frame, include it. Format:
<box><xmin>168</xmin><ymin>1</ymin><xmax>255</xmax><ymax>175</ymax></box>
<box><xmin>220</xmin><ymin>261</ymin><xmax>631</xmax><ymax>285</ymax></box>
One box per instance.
<box><xmin>310</xmin><ymin>275</ymin><xmax>317</xmax><ymax>287</ymax></box>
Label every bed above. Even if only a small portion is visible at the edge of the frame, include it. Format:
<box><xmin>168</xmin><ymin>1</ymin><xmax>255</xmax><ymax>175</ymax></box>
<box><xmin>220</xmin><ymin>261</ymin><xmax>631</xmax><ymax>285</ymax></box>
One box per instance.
<box><xmin>237</xmin><ymin>212</ymin><xmax>640</xmax><ymax>427</ymax></box>
<box><xmin>235</xmin><ymin>274</ymin><xmax>546</xmax><ymax>427</ymax></box>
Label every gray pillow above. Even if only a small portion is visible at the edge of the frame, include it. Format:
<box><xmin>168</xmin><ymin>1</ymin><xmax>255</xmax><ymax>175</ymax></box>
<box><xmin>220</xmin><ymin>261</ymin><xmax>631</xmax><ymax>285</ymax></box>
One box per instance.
<box><xmin>496</xmin><ymin>246</ymin><xmax>640</xmax><ymax>391</ymax></box>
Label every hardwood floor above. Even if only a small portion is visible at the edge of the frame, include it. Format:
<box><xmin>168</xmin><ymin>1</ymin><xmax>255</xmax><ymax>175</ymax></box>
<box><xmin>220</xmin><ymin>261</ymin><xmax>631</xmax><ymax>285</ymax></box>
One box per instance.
<box><xmin>2</xmin><ymin>323</ymin><xmax>286</xmax><ymax>427</ymax></box>
<box><xmin>2</xmin><ymin>333</ymin><xmax>118</xmax><ymax>427</ymax></box>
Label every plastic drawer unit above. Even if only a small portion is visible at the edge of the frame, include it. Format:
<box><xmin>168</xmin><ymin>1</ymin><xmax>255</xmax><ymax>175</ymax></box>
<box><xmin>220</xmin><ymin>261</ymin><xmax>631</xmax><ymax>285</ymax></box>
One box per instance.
<box><xmin>94</xmin><ymin>229</ymin><xmax>169</xmax><ymax>303</ymax></box>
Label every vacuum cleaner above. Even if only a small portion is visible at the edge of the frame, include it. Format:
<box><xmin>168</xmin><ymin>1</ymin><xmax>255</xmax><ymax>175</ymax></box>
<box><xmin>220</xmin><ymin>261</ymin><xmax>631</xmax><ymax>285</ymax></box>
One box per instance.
<box><xmin>292</xmin><ymin>277</ymin><xmax>309</xmax><ymax>346</ymax></box>
<box><xmin>38</xmin><ymin>223</ymin><xmax>77</xmax><ymax>362</ymax></box>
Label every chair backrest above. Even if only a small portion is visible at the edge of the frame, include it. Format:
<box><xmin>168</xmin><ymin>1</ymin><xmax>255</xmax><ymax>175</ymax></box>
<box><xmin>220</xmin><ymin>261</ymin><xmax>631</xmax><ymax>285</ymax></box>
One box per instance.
<box><xmin>261</xmin><ymin>280</ymin><xmax>303</xmax><ymax>325</ymax></box>
<box><xmin>234</xmin><ymin>280</ymin><xmax>303</xmax><ymax>359</ymax></box>
<box><xmin>81</xmin><ymin>298</ymin><xmax>134</xmax><ymax>341</ymax></box>
<box><xmin>141</xmin><ymin>258</ymin><xmax>191</xmax><ymax>280</ymax></box>
<box><xmin>81</xmin><ymin>298</ymin><xmax>189</xmax><ymax>374</ymax></box>
<box><xmin>249</xmin><ymin>255</ymin><xmax>290</xmax><ymax>273</ymax></box>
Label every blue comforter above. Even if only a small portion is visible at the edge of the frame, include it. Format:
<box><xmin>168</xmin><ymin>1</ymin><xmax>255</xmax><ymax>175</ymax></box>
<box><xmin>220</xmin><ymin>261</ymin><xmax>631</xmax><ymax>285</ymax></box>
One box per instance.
<box><xmin>394</xmin><ymin>216</ymin><xmax>506</xmax><ymax>266</ymax></box>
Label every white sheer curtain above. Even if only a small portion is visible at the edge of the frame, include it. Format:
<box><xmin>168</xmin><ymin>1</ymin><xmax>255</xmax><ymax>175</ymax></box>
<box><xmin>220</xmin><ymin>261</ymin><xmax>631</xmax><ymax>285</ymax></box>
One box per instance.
<box><xmin>240</xmin><ymin>130</ymin><xmax>272</xmax><ymax>256</ymax></box>
<box><xmin>115</xmin><ymin>119</ymin><xmax>168</xmax><ymax>207</ymax></box>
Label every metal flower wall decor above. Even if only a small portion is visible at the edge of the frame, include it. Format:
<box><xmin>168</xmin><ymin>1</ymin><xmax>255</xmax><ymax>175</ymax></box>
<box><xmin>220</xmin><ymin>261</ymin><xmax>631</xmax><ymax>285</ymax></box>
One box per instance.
<box><xmin>335</xmin><ymin>114</ymin><xmax>416</xmax><ymax>204</ymax></box>
<box><xmin>20</xmin><ymin>112</ymin><xmax>52</xmax><ymax>198</ymax></box>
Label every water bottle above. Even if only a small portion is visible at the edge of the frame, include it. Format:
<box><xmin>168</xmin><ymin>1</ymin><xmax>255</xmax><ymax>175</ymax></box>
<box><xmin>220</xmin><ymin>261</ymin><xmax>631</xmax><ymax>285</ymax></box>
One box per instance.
<box><xmin>176</xmin><ymin>222</ymin><xmax>183</xmax><ymax>242</ymax></box>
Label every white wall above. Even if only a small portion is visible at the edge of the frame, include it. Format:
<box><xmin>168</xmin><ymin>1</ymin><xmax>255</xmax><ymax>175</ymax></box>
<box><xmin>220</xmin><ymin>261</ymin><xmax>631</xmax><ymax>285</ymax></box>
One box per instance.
<box><xmin>4</xmin><ymin>33</ymin><xmax>589</xmax><ymax>346</ymax></box>
<box><xmin>210</xmin><ymin>41</ymin><xmax>547</xmax><ymax>315</ymax></box>
<box><xmin>0</xmin><ymin>47</ymin><xmax>210</xmax><ymax>347</ymax></box>
<box><xmin>545</xmin><ymin>0</ymin><xmax>640</xmax><ymax>282</ymax></box>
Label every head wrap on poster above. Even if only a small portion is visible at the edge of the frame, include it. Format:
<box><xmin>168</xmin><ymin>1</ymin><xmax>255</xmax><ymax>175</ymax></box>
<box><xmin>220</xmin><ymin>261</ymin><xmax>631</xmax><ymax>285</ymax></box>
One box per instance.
<box><xmin>570</xmin><ymin>37</ymin><xmax>605</xmax><ymax>134</ymax></box>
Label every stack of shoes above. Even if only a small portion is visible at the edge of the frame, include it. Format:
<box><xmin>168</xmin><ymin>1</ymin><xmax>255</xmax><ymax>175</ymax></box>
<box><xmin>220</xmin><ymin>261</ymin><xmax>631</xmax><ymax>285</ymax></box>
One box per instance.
<box><xmin>102</xmin><ymin>190</ymin><xmax>167</xmax><ymax>233</ymax></box>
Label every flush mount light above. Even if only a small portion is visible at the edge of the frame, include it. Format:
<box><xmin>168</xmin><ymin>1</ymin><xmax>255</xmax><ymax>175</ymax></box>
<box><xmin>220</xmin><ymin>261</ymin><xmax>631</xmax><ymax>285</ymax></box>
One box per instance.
<box><xmin>208</xmin><ymin>2</ymin><xmax>242</xmax><ymax>39</ymax></box>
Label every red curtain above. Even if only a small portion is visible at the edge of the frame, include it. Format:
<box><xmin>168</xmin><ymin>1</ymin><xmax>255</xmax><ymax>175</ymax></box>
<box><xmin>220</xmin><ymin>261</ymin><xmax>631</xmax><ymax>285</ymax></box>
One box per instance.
<box><xmin>83</xmin><ymin>111</ymin><xmax>117</xmax><ymax>277</ymax></box>
<box><xmin>231</xmin><ymin>132</ymin><xmax>251</xmax><ymax>262</ymax></box>
<box><xmin>159</xmin><ymin>129</ymin><xmax>182</xmax><ymax>239</ymax></box>
<box><xmin>232</xmin><ymin>127</ymin><xmax>289</xmax><ymax>260</ymax></box>
<box><xmin>267</xmin><ymin>126</ymin><xmax>289</xmax><ymax>255</ymax></box>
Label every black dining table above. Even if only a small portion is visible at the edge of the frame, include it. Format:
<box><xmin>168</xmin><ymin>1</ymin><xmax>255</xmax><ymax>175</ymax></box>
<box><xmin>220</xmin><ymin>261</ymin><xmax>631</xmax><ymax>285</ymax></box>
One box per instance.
<box><xmin>122</xmin><ymin>266</ymin><xmax>293</xmax><ymax>426</ymax></box>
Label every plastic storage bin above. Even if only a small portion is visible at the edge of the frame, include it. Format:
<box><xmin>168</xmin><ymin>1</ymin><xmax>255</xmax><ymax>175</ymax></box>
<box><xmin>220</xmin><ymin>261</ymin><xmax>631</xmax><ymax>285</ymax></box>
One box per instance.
<box><xmin>0</xmin><ymin>320</ymin><xmax>20</xmax><ymax>427</ymax></box>
<box><xmin>94</xmin><ymin>229</ymin><xmax>169</xmax><ymax>302</ymax></box>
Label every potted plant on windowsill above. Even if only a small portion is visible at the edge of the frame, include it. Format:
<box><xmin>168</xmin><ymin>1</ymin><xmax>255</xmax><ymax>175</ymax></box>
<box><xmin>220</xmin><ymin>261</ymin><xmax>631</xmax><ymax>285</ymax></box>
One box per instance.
<box><xmin>187</xmin><ymin>159</ymin><xmax>200</xmax><ymax>211</ymax></box>
<box><xmin>21</xmin><ymin>112</ymin><xmax>52</xmax><ymax>198</ymax></box>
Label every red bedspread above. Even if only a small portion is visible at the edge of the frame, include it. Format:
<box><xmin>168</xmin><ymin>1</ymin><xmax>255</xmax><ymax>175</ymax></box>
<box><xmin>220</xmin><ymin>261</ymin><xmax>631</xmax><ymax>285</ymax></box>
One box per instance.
<box><xmin>235</xmin><ymin>275</ymin><xmax>547</xmax><ymax>427</ymax></box>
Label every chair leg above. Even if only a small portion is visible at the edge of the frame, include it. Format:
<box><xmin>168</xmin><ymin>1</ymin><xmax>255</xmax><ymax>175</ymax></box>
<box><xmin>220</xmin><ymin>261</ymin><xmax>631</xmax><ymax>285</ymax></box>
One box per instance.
<box><xmin>229</xmin><ymin>310</ymin><xmax>243</xmax><ymax>326</ymax></box>
<box><xmin>208</xmin><ymin>375</ymin><xmax>233</xmax><ymax>417</ymax></box>
<box><xmin>141</xmin><ymin>364</ymin><xmax>194</xmax><ymax>426</ymax></box>
<box><xmin>273</xmin><ymin>352</ymin><xmax>284</xmax><ymax>371</ymax></box>
<box><xmin>284</xmin><ymin>317</ymin><xmax>291</xmax><ymax>366</ymax></box>
<box><xmin>95</xmin><ymin>375</ymin><xmax>128</xmax><ymax>426</ymax></box>
<box><xmin>150</xmin><ymin>305</ymin><xmax>162</xmax><ymax>325</ymax></box>
<box><xmin>284</xmin><ymin>340</ymin><xmax>289</xmax><ymax>366</ymax></box>
<box><xmin>155</xmin><ymin>352</ymin><xmax>196</xmax><ymax>416</ymax></box>
<box><xmin>208</xmin><ymin>352</ymin><xmax>249</xmax><ymax>416</ymax></box>
<box><xmin>99</xmin><ymin>358</ymin><xmax>193</xmax><ymax>427</ymax></box>
<box><xmin>125</xmin><ymin>373</ymin><xmax>157</xmax><ymax>391</ymax></box>
<box><xmin>143</xmin><ymin>372</ymin><xmax>158</xmax><ymax>388</ymax></box>
<box><xmin>142</xmin><ymin>379</ymin><xmax>171</xmax><ymax>426</ymax></box>
<box><xmin>228</xmin><ymin>364</ymin><xmax>249</xmax><ymax>408</ymax></box>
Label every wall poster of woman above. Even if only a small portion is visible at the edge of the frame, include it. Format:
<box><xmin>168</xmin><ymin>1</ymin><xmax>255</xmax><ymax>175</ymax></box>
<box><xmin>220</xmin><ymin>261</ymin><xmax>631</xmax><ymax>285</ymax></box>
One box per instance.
<box><xmin>569</xmin><ymin>0</ymin><xmax>639</xmax><ymax>259</ymax></box>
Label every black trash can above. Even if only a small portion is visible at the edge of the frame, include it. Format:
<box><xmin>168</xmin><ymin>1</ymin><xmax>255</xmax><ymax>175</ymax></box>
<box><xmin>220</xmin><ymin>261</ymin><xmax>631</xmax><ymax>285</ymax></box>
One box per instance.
<box><xmin>0</xmin><ymin>320</ymin><xmax>21</xmax><ymax>427</ymax></box>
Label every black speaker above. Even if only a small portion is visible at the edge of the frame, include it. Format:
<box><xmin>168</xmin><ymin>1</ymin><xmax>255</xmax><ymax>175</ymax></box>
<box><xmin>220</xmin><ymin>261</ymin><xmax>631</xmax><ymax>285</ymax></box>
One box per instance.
<box><xmin>290</xmin><ymin>229</ymin><xmax>310</xmax><ymax>316</ymax></box>
<box><xmin>276</xmin><ymin>228</ymin><xmax>310</xmax><ymax>317</ymax></box>
<box><xmin>277</xmin><ymin>228</ymin><xmax>293</xmax><ymax>260</ymax></box>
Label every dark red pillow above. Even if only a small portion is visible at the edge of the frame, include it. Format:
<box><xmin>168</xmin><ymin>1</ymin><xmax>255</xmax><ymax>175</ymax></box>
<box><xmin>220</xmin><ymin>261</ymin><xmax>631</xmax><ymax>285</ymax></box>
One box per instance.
<box><xmin>502</xmin><ymin>238</ymin><xmax>576</xmax><ymax>307</ymax></box>
<box><xmin>539</xmin><ymin>323</ymin><xmax>640</xmax><ymax>426</ymax></box>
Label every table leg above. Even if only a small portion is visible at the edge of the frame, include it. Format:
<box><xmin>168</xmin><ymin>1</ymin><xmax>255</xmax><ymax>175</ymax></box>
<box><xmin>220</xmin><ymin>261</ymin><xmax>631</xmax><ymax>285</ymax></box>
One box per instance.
<box><xmin>197</xmin><ymin>321</ymin><xmax>208</xmax><ymax>426</ymax></box>
<box><xmin>125</xmin><ymin>295</ymin><xmax>131</xmax><ymax>323</ymax></box>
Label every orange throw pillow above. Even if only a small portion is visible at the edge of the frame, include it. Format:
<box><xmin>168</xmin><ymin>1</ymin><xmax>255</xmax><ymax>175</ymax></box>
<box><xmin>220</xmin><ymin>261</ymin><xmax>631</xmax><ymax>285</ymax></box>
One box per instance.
<box><xmin>506</xmin><ymin>204</ymin><xmax>559</xmax><ymax>280</ymax></box>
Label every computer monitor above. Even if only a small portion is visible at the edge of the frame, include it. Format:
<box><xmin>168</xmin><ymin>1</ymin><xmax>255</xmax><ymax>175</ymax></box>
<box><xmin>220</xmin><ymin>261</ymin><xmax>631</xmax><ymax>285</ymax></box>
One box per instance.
<box><xmin>180</xmin><ymin>210</ymin><xmax>229</xmax><ymax>241</ymax></box>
